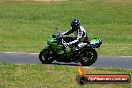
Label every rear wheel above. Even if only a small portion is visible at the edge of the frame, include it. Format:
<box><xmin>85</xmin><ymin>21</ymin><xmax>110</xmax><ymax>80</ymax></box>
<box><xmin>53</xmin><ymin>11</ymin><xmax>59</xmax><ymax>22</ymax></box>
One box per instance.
<box><xmin>80</xmin><ymin>49</ymin><xmax>97</xmax><ymax>66</ymax></box>
<box><xmin>39</xmin><ymin>47</ymin><xmax>55</xmax><ymax>64</ymax></box>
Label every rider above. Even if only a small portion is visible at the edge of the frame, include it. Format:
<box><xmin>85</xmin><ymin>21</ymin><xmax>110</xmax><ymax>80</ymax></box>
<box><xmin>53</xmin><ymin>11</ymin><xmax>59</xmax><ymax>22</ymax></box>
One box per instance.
<box><xmin>62</xmin><ymin>18</ymin><xmax>88</xmax><ymax>52</ymax></box>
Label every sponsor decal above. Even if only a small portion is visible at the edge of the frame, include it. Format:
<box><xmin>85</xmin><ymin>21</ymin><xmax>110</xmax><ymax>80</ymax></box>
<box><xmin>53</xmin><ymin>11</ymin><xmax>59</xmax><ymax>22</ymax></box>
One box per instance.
<box><xmin>76</xmin><ymin>66</ymin><xmax>131</xmax><ymax>85</ymax></box>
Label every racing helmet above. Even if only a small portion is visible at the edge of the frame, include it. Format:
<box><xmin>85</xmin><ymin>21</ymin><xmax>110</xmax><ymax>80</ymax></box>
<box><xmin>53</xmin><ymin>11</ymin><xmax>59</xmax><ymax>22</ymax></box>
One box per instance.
<box><xmin>71</xmin><ymin>19</ymin><xmax>80</xmax><ymax>29</ymax></box>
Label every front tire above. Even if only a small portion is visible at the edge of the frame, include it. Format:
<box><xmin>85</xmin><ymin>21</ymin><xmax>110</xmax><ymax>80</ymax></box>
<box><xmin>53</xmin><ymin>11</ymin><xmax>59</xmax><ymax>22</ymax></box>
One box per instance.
<box><xmin>80</xmin><ymin>49</ymin><xmax>97</xmax><ymax>66</ymax></box>
<box><xmin>39</xmin><ymin>47</ymin><xmax>55</xmax><ymax>64</ymax></box>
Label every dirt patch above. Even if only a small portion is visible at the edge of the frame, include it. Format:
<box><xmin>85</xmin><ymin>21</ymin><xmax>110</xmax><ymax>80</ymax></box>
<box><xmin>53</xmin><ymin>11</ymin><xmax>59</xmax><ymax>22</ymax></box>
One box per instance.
<box><xmin>78</xmin><ymin>0</ymin><xmax>132</xmax><ymax>3</ymax></box>
<box><xmin>0</xmin><ymin>0</ymin><xmax>68</xmax><ymax>3</ymax></box>
<box><xmin>33</xmin><ymin>0</ymin><xmax>67</xmax><ymax>2</ymax></box>
<box><xmin>0</xmin><ymin>0</ymin><xmax>132</xmax><ymax>3</ymax></box>
<box><xmin>20</xmin><ymin>0</ymin><xmax>68</xmax><ymax>2</ymax></box>
<box><xmin>102</xmin><ymin>0</ymin><xmax>132</xmax><ymax>3</ymax></box>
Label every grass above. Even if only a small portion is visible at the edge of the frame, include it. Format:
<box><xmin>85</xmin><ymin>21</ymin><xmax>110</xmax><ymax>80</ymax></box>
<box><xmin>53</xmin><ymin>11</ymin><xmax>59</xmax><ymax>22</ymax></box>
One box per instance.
<box><xmin>0</xmin><ymin>62</ymin><xmax>132</xmax><ymax>88</ymax></box>
<box><xmin>0</xmin><ymin>0</ymin><xmax>132</xmax><ymax>56</ymax></box>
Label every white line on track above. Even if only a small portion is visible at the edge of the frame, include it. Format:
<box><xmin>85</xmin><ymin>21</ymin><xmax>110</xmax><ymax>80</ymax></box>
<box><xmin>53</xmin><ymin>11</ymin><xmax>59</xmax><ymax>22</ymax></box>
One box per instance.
<box><xmin>1</xmin><ymin>52</ymin><xmax>132</xmax><ymax>57</ymax></box>
<box><xmin>103</xmin><ymin>44</ymin><xmax>132</xmax><ymax>45</ymax></box>
<box><xmin>0</xmin><ymin>52</ymin><xmax>39</xmax><ymax>55</ymax></box>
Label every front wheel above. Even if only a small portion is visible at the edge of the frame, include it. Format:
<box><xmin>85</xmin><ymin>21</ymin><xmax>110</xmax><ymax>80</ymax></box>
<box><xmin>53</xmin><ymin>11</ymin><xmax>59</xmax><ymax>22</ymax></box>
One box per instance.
<box><xmin>39</xmin><ymin>47</ymin><xmax>55</xmax><ymax>64</ymax></box>
<box><xmin>80</xmin><ymin>49</ymin><xmax>97</xmax><ymax>66</ymax></box>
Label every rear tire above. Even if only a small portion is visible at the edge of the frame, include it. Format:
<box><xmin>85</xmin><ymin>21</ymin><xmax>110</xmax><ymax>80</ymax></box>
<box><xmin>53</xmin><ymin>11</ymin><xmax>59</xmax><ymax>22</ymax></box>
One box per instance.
<box><xmin>39</xmin><ymin>47</ymin><xmax>55</xmax><ymax>64</ymax></box>
<box><xmin>80</xmin><ymin>49</ymin><xmax>97</xmax><ymax>66</ymax></box>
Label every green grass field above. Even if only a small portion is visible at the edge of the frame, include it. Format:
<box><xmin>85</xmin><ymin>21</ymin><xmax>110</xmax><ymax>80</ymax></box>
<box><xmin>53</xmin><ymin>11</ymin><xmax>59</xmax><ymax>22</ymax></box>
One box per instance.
<box><xmin>0</xmin><ymin>0</ymin><xmax>131</xmax><ymax>56</ymax></box>
<box><xmin>0</xmin><ymin>62</ymin><xmax>132</xmax><ymax>88</ymax></box>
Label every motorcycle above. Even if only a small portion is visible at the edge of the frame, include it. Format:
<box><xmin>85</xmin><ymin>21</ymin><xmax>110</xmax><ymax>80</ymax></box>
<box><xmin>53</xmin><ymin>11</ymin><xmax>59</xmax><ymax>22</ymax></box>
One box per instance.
<box><xmin>39</xmin><ymin>32</ymin><xmax>102</xmax><ymax>66</ymax></box>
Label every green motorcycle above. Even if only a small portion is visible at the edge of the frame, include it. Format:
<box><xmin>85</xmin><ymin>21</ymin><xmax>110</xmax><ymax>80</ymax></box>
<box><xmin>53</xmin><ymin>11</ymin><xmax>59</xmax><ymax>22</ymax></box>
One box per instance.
<box><xmin>39</xmin><ymin>32</ymin><xmax>102</xmax><ymax>66</ymax></box>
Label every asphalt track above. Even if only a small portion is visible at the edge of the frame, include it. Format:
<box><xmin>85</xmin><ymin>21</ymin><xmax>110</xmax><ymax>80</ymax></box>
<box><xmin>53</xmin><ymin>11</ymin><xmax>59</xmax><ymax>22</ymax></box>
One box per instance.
<box><xmin>0</xmin><ymin>52</ymin><xmax>132</xmax><ymax>69</ymax></box>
